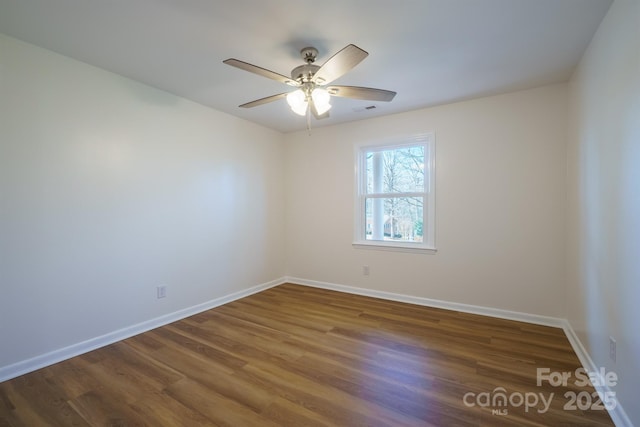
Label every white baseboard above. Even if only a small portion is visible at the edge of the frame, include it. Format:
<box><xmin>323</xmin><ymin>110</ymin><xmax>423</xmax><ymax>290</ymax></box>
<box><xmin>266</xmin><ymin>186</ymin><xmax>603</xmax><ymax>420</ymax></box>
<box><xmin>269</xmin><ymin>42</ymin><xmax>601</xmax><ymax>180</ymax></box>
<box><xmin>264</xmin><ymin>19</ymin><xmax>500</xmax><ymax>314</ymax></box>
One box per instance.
<box><xmin>284</xmin><ymin>276</ymin><xmax>565</xmax><ymax>327</ymax></box>
<box><xmin>285</xmin><ymin>276</ymin><xmax>631</xmax><ymax>427</ymax></box>
<box><xmin>561</xmin><ymin>321</ymin><xmax>633</xmax><ymax>427</ymax></box>
<box><xmin>0</xmin><ymin>278</ymin><xmax>284</xmax><ymax>383</ymax></box>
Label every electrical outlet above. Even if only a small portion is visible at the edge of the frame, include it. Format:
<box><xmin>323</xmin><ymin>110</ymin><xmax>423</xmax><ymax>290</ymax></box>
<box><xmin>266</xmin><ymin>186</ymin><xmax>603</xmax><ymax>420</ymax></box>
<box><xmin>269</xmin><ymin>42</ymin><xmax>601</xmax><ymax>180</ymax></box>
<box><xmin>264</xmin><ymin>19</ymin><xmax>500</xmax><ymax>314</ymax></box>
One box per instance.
<box><xmin>609</xmin><ymin>336</ymin><xmax>616</xmax><ymax>362</ymax></box>
<box><xmin>157</xmin><ymin>285</ymin><xmax>167</xmax><ymax>299</ymax></box>
<box><xmin>363</xmin><ymin>265</ymin><xmax>370</xmax><ymax>276</ymax></box>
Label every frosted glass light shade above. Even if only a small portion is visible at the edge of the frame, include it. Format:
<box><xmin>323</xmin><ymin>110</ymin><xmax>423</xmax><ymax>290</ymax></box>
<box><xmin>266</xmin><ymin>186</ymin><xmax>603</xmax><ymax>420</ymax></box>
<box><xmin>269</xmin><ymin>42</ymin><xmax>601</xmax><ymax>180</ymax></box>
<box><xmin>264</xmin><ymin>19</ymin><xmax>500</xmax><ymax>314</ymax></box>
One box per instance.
<box><xmin>311</xmin><ymin>88</ymin><xmax>331</xmax><ymax>115</ymax></box>
<box><xmin>286</xmin><ymin>90</ymin><xmax>308</xmax><ymax>116</ymax></box>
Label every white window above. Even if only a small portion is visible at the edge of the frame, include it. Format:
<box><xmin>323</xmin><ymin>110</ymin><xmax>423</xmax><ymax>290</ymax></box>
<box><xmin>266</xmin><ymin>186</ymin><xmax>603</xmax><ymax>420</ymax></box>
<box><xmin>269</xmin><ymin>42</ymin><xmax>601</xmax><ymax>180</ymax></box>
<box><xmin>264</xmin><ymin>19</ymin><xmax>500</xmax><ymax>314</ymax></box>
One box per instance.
<box><xmin>354</xmin><ymin>134</ymin><xmax>435</xmax><ymax>253</ymax></box>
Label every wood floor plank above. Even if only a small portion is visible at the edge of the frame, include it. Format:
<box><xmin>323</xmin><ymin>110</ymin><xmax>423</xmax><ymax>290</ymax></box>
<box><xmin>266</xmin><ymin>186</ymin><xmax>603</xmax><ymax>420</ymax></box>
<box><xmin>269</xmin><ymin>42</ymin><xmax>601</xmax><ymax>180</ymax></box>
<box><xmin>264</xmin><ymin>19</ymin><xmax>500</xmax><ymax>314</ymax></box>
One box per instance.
<box><xmin>165</xmin><ymin>377</ymin><xmax>281</xmax><ymax>427</ymax></box>
<box><xmin>260</xmin><ymin>396</ymin><xmax>342</xmax><ymax>427</ymax></box>
<box><xmin>129</xmin><ymin>389</ymin><xmax>218</xmax><ymax>426</ymax></box>
<box><xmin>239</xmin><ymin>361</ymin><xmax>426</xmax><ymax>427</ymax></box>
<box><xmin>68</xmin><ymin>389</ymin><xmax>147</xmax><ymax>426</ymax></box>
<box><xmin>0</xmin><ymin>283</ymin><xmax>615</xmax><ymax>426</ymax></box>
<box><xmin>0</xmin><ymin>375</ymin><xmax>89</xmax><ymax>426</ymax></box>
<box><xmin>39</xmin><ymin>359</ymin><xmax>103</xmax><ymax>402</ymax></box>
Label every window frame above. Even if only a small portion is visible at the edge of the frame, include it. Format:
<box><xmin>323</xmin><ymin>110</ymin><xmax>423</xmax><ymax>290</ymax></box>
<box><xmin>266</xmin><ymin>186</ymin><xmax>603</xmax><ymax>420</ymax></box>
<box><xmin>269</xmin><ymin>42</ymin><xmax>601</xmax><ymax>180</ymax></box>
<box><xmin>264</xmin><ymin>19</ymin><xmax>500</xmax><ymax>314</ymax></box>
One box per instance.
<box><xmin>353</xmin><ymin>133</ymin><xmax>436</xmax><ymax>254</ymax></box>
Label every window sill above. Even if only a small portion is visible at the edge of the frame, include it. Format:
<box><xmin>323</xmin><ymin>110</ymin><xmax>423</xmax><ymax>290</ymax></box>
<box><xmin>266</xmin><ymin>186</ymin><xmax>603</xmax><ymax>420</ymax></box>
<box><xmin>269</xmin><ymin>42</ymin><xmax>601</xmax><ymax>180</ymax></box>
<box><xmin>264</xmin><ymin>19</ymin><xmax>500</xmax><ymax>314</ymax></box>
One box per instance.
<box><xmin>352</xmin><ymin>241</ymin><xmax>437</xmax><ymax>254</ymax></box>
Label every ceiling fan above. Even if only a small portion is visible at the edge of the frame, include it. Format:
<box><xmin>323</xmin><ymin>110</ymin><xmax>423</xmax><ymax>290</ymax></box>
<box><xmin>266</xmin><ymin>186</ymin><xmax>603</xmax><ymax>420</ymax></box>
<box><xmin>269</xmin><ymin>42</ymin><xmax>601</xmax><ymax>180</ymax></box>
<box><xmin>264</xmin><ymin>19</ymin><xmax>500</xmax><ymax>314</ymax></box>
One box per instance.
<box><xmin>223</xmin><ymin>44</ymin><xmax>396</xmax><ymax>123</ymax></box>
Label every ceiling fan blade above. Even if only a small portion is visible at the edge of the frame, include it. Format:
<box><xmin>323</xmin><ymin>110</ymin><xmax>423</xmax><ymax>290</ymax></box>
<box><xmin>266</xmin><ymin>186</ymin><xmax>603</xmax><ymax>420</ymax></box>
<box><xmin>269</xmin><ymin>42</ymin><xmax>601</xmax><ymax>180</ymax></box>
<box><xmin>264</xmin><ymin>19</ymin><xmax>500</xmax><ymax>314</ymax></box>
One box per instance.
<box><xmin>239</xmin><ymin>92</ymin><xmax>289</xmax><ymax>108</ymax></box>
<box><xmin>223</xmin><ymin>59</ymin><xmax>299</xmax><ymax>86</ymax></box>
<box><xmin>312</xmin><ymin>44</ymin><xmax>368</xmax><ymax>85</ymax></box>
<box><xmin>310</xmin><ymin>101</ymin><xmax>330</xmax><ymax>120</ymax></box>
<box><xmin>327</xmin><ymin>85</ymin><xmax>396</xmax><ymax>102</ymax></box>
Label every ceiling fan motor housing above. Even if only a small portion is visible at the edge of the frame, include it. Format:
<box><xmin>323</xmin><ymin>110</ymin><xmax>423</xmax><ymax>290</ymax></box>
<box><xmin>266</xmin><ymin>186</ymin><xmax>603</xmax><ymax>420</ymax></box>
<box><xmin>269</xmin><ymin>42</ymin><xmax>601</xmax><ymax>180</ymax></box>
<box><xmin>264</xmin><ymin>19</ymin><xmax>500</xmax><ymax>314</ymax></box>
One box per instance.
<box><xmin>290</xmin><ymin>47</ymin><xmax>321</xmax><ymax>83</ymax></box>
<box><xmin>291</xmin><ymin>63</ymin><xmax>320</xmax><ymax>83</ymax></box>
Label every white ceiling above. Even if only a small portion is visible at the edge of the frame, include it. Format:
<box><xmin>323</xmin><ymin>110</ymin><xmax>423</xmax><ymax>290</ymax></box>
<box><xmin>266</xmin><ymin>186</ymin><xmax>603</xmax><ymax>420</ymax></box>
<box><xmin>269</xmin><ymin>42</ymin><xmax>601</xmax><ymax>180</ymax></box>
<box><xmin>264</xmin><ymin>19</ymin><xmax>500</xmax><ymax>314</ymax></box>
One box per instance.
<box><xmin>0</xmin><ymin>0</ymin><xmax>611</xmax><ymax>133</ymax></box>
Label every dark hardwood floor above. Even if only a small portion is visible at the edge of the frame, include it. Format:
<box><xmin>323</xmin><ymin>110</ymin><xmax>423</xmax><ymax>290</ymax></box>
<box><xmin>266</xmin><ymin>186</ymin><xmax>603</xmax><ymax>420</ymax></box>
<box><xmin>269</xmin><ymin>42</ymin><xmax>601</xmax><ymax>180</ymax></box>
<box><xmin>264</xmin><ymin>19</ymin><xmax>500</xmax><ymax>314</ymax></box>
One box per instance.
<box><xmin>0</xmin><ymin>283</ymin><xmax>614</xmax><ymax>426</ymax></box>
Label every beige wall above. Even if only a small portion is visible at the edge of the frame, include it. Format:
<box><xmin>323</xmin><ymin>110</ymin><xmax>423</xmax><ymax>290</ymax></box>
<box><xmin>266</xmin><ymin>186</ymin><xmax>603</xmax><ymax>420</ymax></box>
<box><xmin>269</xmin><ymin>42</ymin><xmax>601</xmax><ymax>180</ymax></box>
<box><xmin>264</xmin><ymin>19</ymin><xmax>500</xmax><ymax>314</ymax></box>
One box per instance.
<box><xmin>285</xmin><ymin>84</ymin><xmax>567</xmax><ymax>317</ymax></box>
<box><xmin>567</xmin><ymin>0</ymin><xmax>640</xmax><ymax>424</ymax></box>
<box><xmin>0</xmin><ymin>34</ymin><xmax>286</xmax><ymax>368</ymax></box>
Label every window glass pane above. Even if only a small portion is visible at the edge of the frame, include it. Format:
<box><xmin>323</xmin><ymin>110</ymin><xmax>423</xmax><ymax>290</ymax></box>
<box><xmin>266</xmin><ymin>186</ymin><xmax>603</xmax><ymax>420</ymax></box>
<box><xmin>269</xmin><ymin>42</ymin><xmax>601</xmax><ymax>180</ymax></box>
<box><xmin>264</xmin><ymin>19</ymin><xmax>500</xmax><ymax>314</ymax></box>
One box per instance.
<box><xmin>365</xmin><ymin>145</ymin><xmax>425</xmax><ymax>194</ymax></box>
<box><xmin>365</xmin><ymin>197</ymin><xmax>424</xmax><ymax>242</ymax></box>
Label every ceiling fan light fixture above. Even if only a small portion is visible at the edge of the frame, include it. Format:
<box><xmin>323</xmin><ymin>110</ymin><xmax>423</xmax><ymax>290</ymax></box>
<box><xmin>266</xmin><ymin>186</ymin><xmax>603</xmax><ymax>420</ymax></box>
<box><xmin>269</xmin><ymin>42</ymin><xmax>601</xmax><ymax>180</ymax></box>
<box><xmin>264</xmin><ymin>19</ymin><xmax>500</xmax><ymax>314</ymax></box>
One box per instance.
<box><xmin>287</xmin><ymin>89</ymin><xmax>308</xmax><ymax>116</ymax></box>
<box><xmin>224</xmin><ymin>44</ymin><xmax>396</xmax><ymax>123</ymax></box>
<box><xmin>311</xmin><ymin>88</ymin><xmax>331</xmax><ymax>115</ymax></box>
